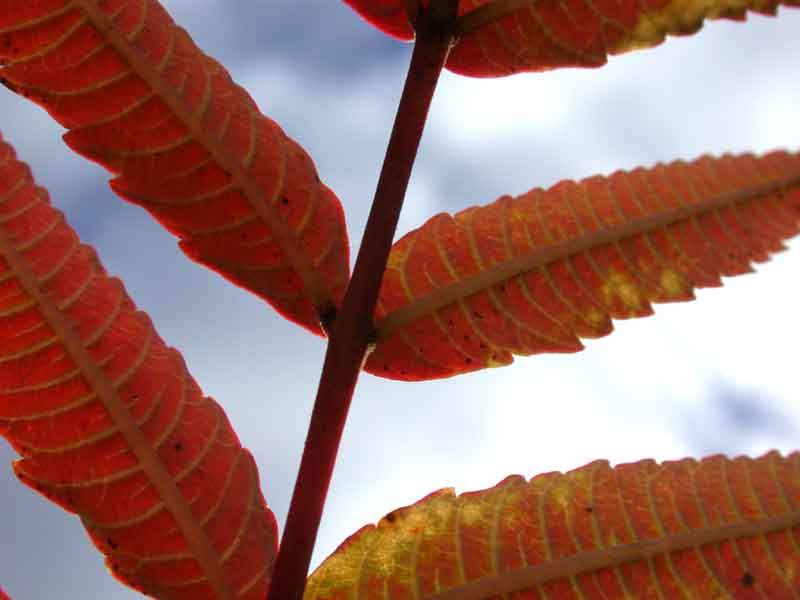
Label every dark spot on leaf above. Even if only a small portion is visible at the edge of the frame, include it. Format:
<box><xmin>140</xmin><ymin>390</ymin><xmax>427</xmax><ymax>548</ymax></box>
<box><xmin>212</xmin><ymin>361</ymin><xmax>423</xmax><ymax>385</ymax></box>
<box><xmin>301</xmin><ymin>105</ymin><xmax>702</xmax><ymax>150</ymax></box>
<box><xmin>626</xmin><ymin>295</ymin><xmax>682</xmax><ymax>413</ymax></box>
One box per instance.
<box><xmin>384</xmin><ymin>511</ymin><xmax>397</xmax><ymax>523</ymax></box>
<box><xmin>585</xmin><ymin>506</ymin><xmax>593</xmax><ymax>513</ymax></box>
<box><xmin>174</xmin><ymin>442</ymin><xmax>183</xmax><ymax>452</ymax></box>
<box><xmin>107</xmin><ymin>537</ymin><xmax>118</xmax><ymax>550</ymax></box>
<box><xmin>741</xmin><ymin>572</ymin><xmax>755</xmax><ymax>587</ymax></box>
<box><xmin>281</xmin><ymin>196</ymin><xmax>289</xmax><ymax>206</ymax></box>
<box><xmin>465</xmin><ymin>357</ymin><xmax>472</xmax><ymax>364</ymax></box>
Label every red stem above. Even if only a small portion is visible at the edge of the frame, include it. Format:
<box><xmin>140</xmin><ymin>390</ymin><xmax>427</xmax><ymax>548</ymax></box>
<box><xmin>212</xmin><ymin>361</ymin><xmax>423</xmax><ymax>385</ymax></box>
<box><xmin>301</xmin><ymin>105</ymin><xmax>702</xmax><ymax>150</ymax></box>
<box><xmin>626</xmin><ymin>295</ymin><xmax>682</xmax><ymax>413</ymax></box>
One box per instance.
<box><xmin>265</xmin><ymin>5</ymin><xmax>458</xmax><ymax>600</ymax></box>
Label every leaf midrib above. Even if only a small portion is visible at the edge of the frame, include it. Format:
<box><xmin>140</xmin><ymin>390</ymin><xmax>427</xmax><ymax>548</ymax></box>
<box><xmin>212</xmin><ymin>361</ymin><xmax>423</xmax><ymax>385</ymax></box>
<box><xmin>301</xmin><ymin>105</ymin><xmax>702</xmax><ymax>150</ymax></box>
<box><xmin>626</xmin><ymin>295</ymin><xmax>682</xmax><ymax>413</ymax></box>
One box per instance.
<box><xmin>74</xmin><ymin>0</ymin><xmax>332</xmax><ymax>324</ymax></box>
<box><xmin>0</xmin><ymin>210</ymin><xmax>232</xmax><ymax>598</ymax></box>
<box><xmin>375</xmin><ymin>174</ymin><xmax>800</xmax><ymax>340</ymax></box>
<box><xmin>457</xmin><ymin>0</ymin><xmax>531</xmax><ymax>36</ymax></box>
<box><xmin>425</xmin><ymin>509</ymin><xmax>800</xmax><ymax>600</ymax></box>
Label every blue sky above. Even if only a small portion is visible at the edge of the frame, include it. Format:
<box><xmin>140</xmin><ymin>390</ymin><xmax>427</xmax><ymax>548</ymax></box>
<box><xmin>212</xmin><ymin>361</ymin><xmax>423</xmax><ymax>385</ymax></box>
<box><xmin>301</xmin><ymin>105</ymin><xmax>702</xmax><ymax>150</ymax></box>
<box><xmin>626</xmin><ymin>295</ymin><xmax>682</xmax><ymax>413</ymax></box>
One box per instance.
<box><xmin>1</xmin><ymin>2</ymin><xmax>799</xmax><ymax>598</ymax></box>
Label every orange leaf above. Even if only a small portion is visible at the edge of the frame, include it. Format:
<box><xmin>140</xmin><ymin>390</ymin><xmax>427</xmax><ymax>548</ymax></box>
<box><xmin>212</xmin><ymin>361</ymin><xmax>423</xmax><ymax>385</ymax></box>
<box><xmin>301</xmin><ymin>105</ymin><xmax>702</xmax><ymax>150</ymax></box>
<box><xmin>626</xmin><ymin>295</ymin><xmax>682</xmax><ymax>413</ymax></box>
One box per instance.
<box><xmin>306</xmin><ymin>452</ymin><xmax>800</xmax><ymax>600</ymax></box>
<box><xmin>0</xmin><ymin>0</ymin><xmax>349</xmax><ymax>334</ymax></box>
<box><xmin>368</xmin><ymin>151</ymin><xmax>800</xmax><ymax>380</ymax></box>
<box><xmin>343</xmin><ymin>0</ymin><xmax>414</xmax><ymax>39</ymax></box>
<box><xmin>341</xmin><ymin>0</ymin><xmax>798</xmax><ymax>77</ymax></box>
<box><xmin>0</xmin><ymin>131</ymin><xmax>277</xmax><ymax>599</ymax></box>
<box><xmin>449</xmin><ymin>0</ymin><xmax>799</xmax><ymax>76</ymax></box>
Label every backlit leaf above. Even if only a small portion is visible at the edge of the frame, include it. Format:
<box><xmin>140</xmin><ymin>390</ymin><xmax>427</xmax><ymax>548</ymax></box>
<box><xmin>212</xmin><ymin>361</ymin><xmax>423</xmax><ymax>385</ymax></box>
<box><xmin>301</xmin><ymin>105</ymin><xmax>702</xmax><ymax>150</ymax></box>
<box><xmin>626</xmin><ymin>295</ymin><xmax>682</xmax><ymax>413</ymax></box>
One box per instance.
<box><xmin>0</xmin><ymin>131</ymin><xmax>277</xmax><ymax>599</ymax></box>
<box><xmin>368</xmin><ymin>151</ymin><xmax>800</xmax><ymax>380</ymax></box>
<box><xmin>0</xmin><ymin>0</ymin><xmax>350</xmax><ymax>334</ymax></box>
<box><xmin>343</xmin><ymin>0</ymin><xmax>414</xmax><ymax>39</ymax></box>
<box><xmin>306</xmin><ymin>452</ymin><xmax>800</xmax><ymax>600</ymax></box>
<box><xmin>449</xmin><ymin>0</ymin><xmax>799</xmax><ymax>76</ymax></box>
<box><xmin>342</xmin><ymin>0</ymin><xmax>799</xmax><ymax>77</ymax></box>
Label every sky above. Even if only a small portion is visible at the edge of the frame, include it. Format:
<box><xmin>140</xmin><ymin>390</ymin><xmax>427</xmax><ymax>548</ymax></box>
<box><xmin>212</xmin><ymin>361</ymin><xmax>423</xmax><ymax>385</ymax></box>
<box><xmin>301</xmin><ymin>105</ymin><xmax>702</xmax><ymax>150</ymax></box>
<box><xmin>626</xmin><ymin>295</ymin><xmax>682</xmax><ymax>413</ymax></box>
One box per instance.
<box><xmin>1</xmin><ymin>1</ymin><xmax>799</xmax><ymax>598</ymax></box>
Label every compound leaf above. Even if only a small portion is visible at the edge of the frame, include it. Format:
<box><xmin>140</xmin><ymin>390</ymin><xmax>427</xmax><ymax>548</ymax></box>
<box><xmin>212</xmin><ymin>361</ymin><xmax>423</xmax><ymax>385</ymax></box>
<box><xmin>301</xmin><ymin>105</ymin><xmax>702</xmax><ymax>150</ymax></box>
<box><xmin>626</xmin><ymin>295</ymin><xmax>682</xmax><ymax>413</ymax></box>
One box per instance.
<box><xmin>0</xmin><ymin>0</ymin><xmax>350</xmax><ymax>334</ymax></box>
<box><xmin>342</xmin><ymin>0</ymin><xmax>798</xmax><ymax>77</ymax></box>
<box><xmin>307</xmin><ymin>452</ymin><xmax>800</xmax><ymax>600</ymax></box>
<box><xmin>0</xmin><ymin>131</ymin><xmax>277</xmax><ymax>600</ymax></box>
<box><xmin>448</xmin><ymin>0</ymin><xmax>799</xmax><ymax>76</ymax></box>
<box><xmin>368</xmin><ymin>151</ymin><xmax>800</xmax><ymax>380</ymax></box>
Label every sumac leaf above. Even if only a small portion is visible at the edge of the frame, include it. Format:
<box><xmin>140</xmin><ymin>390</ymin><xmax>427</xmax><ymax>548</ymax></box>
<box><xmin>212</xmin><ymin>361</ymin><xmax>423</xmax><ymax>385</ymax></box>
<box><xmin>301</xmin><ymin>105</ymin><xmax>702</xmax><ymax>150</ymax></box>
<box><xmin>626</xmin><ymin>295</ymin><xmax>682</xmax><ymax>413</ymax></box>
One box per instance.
<box><xmin>306</xmin><ymin>452</ymin><xmax>800</xmax><ymax>600</ymax></box>
<box><xmin>368</xmin><ymin>150</ymin><xmax>800</xmax><ymax>380</ymax></box>
<box><xmin>343</xmin><ymin>0</ymin><xmax>414</xmax><ymax>39</ymax></box>
<box><xmin>0</xmin><ymin>132</ymin><xmax>277</xmax><ymax>599</ymax></box>
<box><xmin>449</xmin><ymin>0</ymin><xmax>799</xmax><ymax>76</ymax></box>
<box><xmin>0</xmin><ymin>0</ymin><xmax>350</xmax><ymax>334</ymax></box>
<box><xmin>342</xmin><ymin>0</ymin><xmax>799</xmax><ymax>77</ymax></box>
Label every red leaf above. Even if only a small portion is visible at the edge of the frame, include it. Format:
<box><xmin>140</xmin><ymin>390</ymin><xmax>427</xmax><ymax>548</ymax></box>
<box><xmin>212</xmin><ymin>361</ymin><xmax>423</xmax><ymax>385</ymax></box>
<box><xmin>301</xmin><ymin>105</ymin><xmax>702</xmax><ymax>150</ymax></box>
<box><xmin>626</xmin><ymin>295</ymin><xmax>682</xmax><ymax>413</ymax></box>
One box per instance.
<box><xmin>0</xmin><ymin>0</ymin><xmax>350</xmax><ymax>334</ymax></box>
<box><xmin>341</xmin><ymin>0</ymin><xmax>798</xmax><ymax>77</ymax></box>
<box><xmin>0</xmin><ymin>587</ymin><xmax>9</xmax><ymax>600</ymax></box>
<box><xmin>343</xmin><ymin>0</ymin><xmax>414</xmax><ymax>39</ymax></box>
<box><xmin>0</xmin><ymin>131</ymin><xmax>277</xmax><ymax>599</ymax></box>
<box><xmin>449</xmin><ymin>0</ymin><xmax>799</xmax><ymax>76</ymax></box>
<box><xmin>367</xmin><ymin>151</ymin><xmax>800</xmax><ymax>380</ymax></box>
<box><xmin>307</xmin><ymin>452</ymin><xmax>800</xmax><ymax>599</ymax></box>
